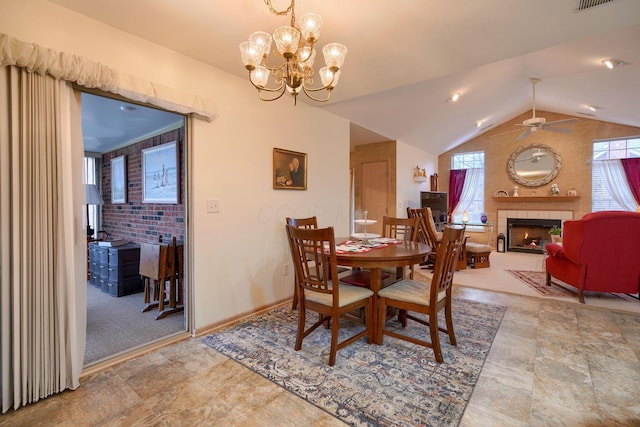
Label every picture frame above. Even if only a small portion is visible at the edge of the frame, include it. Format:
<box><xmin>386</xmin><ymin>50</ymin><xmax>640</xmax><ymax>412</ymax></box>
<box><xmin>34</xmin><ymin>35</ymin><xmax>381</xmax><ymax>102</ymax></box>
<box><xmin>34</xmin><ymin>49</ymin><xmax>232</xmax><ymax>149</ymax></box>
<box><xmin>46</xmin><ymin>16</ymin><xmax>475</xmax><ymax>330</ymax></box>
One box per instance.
<box><xmin>142</xmin><ymin>141</ymin><xmax>179</xmax><ymax>204</ymax></box>
<box><xmin>111</xmin><ymin>155</ymin><xmax>127</xmax><ymax>204</ymax></box>
<box><xmin>273</xmin><ymin>148</ymin><xmax>307</xmax><ymax>190</ymax></box>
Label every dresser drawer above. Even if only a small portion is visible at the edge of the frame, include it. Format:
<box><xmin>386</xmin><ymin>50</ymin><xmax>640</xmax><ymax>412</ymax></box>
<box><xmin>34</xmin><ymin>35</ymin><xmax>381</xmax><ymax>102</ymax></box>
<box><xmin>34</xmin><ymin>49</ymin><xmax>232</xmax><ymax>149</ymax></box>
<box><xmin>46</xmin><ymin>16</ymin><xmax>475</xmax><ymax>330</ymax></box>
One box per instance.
<box><xmin>108</xmin><ymin>276</ymin><xmax>143</xmax><ymax>297</ymax></box>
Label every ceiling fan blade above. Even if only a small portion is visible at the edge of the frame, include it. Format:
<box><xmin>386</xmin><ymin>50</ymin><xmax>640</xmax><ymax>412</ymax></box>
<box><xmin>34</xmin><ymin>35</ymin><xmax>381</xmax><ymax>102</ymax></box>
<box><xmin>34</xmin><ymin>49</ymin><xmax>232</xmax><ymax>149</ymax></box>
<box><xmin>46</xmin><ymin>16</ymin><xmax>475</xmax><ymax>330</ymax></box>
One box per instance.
<box><xmin>546</xmin><ymin>118</ymin><xmax>579</xmax><ymax>126</ymax></box>
<box><xmin>516</xmin><ymin>129</ymin><xmax>531</xmax><ymax>140</ymax></box>
<box><xmin>542</xmin><ymin>125</ymin><xmax>573</xmax><ymax>133</ymax></box>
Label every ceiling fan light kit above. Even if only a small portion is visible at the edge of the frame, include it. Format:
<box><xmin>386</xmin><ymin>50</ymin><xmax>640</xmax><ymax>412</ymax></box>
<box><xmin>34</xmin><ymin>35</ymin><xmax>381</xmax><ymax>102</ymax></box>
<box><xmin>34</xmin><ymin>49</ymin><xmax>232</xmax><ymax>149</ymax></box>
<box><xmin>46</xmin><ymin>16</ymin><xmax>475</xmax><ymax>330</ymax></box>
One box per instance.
<box><xmin>239</xmin><ymin>0</ymin><xmax>347</xmax><ymax>104</ymax></box>
<box><xmin>602</xmin><ymin>58</ymin><xmax>623</xmax><ymax>69</ymax></box>
<box><xmin>515</xmin><ymin>77</ymin><xmax>579</xmax><ymax>140</ymax></box>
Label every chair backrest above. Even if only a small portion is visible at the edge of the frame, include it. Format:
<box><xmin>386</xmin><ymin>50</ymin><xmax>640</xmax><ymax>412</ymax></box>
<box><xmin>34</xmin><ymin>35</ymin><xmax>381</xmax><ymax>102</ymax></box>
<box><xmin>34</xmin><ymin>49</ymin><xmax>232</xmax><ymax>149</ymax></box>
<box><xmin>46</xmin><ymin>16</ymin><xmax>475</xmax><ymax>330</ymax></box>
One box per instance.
<box><xmin>430</xmin><ymin>225</ymin><xmax>466</xmax><ymax>303</ymax></box>
<box><xmin>285</xmin><ymin>216</ymin><xmax>318</xmax><ymax>229</ymax></box>
<box><xmin>286</xmin><ymin>225</ymin><xmax>340</xmax><ymax>303</ymax></box>
<box><xmin>381</xmin><ymin>216</ymin><xmax>419</xmax><ymax>243</ymax></box>
<box><xmin>407</xmin><ymin>207</ymin><xmax>440</xmax><ymax>249</ymax></box>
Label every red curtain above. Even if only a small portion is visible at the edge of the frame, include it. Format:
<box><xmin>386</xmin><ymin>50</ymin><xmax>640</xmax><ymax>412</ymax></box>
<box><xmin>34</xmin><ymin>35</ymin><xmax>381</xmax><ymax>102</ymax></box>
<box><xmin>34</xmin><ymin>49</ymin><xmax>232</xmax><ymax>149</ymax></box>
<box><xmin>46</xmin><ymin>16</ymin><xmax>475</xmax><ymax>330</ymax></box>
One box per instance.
<box><xmin>448</xmin><ymin>169</ymin><xmax>467</xmax><ymax>219</ymax></box>
<box><xmin>621</xmin><ymin>158</ymin><xmax>640</xmax><ymax>206</ymax></box>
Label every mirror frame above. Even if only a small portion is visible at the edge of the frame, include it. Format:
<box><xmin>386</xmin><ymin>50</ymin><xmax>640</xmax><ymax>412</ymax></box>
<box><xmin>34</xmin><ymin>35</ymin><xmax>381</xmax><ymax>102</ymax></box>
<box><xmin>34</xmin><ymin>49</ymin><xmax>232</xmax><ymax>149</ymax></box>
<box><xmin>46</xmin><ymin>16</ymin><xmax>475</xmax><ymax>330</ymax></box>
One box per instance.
<box><xmin>507</xmin><ymin>143</ymin><xmax>561</xmax><ymax>188</ymax></box>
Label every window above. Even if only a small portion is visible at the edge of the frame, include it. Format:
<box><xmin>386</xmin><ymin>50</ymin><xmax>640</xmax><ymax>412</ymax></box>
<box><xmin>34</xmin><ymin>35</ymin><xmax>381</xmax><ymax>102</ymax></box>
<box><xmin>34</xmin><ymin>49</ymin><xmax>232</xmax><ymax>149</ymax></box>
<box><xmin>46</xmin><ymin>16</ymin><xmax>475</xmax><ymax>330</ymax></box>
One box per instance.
<box><xmin>451</xmin><ymin>151</ymin><xmax>485</xmax><ymax>223</ymax></box>
<box><xmin>84</xmin><ymin>156</ymin><xmax>101</xmax><ymax>236</ymax></box>
<box><xmin>592</xmin><ymin>137</ymin><xmax>640</xmax><ymax>212</ymax></box>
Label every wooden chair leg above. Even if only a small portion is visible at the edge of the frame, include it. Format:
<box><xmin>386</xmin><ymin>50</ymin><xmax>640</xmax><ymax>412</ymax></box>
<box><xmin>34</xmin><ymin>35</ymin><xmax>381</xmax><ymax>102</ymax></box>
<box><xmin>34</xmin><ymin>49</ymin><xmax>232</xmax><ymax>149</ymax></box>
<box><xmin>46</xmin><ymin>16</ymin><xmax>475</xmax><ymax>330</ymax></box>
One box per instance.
<box><xmin>292</xmin><ymin>280</ymin><xmax>298</xmax><ymax>310</ymax></box>
<box><xmin>377</xmin><ymin>298</ymin><xmax>387</xmax><ymax>345</ymax></box>
<box><xmin>158</xmin><ymin>280</ymin><xmax>166</xmax><ymax>312</ymax></box>
<box><xmin>328</xmin><ymin>314</ymin><xmax>340</xmax><ymax>366</ymax></box>
<box><xmin>295</xmin><ymin>307</ymin><xmax>305</xmax><ymax>351</ymax></box>
<box><xmin>429</xmin><ymin>311</ymin><xmax>443</xmax><ymax>363</ymax></box>
<box><xmin>367</xmin><ymin>300</ymin><xmax>374</xmax><ymax>344</ymax></box>
<box><xmin>143</xmin><ymin>276</ymin><xmax>150</xmax><ymax>304</ymax></box>
<box><xmin>445</xmin><ymin>300</ymin><xmax>457</xmax><ymax>346</ymax></box>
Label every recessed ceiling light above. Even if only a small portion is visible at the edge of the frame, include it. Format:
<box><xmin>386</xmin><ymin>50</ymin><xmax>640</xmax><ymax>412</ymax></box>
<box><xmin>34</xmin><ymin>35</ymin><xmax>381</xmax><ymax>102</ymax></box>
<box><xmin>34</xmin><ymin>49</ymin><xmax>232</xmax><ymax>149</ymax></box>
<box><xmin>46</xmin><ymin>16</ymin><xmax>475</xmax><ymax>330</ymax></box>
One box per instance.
<box><xmin>601</xmin><ymin>59</ymin><xmax>623</xmax><ymax>69</ymax></box>
<box><xmin>475</xmin><ymin>120</ymin><xmax>483</xmax><ymax>128</ymax></box>
<box><xmin>120</xmin><ymin>105</ymin><xmax>135</xmax><ymax>112</ymax></box>
<box><xmin>586</xmin><ymin>105</ymin><xmax>598</xmax><ymax>112</ymax></box>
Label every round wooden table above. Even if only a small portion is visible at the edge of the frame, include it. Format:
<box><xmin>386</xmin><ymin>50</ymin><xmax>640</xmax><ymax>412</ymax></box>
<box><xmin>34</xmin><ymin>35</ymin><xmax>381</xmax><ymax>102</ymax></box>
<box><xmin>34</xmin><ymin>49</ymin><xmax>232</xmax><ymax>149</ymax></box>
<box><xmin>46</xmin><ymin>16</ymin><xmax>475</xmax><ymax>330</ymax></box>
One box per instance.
<box><xmin>335</xmin><ymin>240</ymin><xmax>431</xmax><ymax>343</ymax></box>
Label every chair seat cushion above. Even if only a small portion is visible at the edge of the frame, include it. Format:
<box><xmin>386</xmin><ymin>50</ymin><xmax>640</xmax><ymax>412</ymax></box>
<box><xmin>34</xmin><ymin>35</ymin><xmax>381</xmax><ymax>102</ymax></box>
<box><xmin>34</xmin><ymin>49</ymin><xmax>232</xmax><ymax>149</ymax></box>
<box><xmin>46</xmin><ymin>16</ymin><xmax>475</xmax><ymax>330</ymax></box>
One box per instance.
<box><xmin>466</xmin><ymin>242</ymin><xmax>492</xmax><ymax>253</ymax></box>
<box><xmin>377</xmin><ymin>279</ymin><xmax>446</xmax><ymax>305</ymax></box>
<box><xmin>305</xmin><ymin>282</ymin><xmax>373</xmax><ymax>307</ymax></box>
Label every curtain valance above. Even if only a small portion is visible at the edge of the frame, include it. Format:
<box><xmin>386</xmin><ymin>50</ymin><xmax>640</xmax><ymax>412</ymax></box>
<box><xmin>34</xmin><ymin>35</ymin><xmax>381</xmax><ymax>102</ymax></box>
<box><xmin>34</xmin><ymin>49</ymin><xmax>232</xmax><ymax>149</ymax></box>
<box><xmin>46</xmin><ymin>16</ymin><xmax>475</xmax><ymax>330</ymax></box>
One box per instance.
<box><xmin>0</xmin><ymin>32</ymin><xmax>217</xmax><ymax>120</ymax></box>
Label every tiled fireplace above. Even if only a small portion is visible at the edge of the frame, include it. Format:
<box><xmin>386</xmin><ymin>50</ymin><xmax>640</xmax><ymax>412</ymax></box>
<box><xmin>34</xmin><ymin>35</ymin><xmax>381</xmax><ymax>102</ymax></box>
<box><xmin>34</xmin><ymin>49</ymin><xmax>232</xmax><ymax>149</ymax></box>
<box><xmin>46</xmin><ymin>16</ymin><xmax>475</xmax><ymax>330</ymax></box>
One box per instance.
<box><xmin>506</xmin><ymin>218</ymin><xmax>561</xmax><ymax>253</ymax></box>
<box><xmin>497</xmin><ymin>210</ymin><xmax>573</xmax><ymax>253</ymax></box>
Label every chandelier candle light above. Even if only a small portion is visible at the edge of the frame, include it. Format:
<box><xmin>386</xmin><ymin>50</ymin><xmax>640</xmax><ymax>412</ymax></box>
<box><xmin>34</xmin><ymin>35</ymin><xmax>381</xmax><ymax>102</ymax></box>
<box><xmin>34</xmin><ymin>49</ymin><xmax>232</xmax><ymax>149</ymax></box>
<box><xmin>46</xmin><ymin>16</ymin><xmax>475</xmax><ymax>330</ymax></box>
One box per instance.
<box><xmin>239</xmin><ymin>0</ymin><xmax>347</xmax><ymax>104</ymax></box>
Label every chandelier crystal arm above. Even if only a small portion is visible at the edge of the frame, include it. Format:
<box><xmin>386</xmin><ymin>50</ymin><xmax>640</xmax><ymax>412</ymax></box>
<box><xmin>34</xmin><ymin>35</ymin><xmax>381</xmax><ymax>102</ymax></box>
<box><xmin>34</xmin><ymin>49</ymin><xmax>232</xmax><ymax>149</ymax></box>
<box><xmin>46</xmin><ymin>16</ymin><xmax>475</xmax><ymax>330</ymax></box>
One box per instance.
<box><xmin>258</xmin><ymin>86</ymin><xmax>288</xmax><ymax>102</ymax></box>
<box><xmin>301</xmin><ymin>86</ymin><xmax>333</xmax><ymax>103</ymax></box>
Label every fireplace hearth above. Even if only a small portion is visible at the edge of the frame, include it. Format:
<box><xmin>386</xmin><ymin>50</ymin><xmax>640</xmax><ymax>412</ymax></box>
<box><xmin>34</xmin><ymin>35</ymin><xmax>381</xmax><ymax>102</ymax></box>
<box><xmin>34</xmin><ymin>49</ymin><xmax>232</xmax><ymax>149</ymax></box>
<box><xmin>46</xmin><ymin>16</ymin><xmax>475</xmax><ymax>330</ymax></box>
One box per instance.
<box><xmin>507</xmin><ymin>218</ymin><xmax>561</xmax><ymax>254</ymax></box>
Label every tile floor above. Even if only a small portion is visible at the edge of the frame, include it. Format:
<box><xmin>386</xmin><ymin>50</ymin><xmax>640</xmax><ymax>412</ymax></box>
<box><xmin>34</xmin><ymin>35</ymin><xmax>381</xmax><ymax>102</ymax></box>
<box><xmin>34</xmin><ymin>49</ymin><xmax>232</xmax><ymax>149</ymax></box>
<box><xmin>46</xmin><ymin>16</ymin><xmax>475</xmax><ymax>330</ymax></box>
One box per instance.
<box><xmin>1</xmin><ymin>270</ymin><xmax>639</xmax><ymax>425</ymax></box>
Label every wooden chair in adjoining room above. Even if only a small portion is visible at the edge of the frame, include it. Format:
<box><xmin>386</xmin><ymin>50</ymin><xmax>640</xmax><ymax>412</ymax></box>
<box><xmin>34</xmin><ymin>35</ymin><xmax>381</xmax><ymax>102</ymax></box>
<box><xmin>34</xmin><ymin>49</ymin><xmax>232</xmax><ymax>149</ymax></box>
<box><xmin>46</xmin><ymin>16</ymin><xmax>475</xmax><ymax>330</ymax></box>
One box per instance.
<box><xmin>285</xmin><ymin>216</ymin><xmax>318</xmax><ymax>310</ymax></box>
<box><xmin>377</xmin><ymin>224</ymin><xmax>466</xmax><ymax>363</ymax></box>
<box><xmin>285</xmin><ymin>224</ymin><xmax>373</xmax><ymax>366</ymax></box>
<box><xmin>139</xmin><ymin>238</ymin><xmax>184</xmax><ymax>320</ymax></box>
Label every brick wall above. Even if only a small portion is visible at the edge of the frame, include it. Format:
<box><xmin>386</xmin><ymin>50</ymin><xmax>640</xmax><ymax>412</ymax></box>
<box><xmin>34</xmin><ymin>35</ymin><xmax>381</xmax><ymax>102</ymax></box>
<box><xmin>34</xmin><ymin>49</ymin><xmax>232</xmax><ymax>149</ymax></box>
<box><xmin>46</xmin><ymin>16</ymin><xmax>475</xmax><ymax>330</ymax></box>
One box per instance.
<box><xmin>101</xmin><ymin>127</ymin><xmax>185</xmax><ymax>244</ymax></box>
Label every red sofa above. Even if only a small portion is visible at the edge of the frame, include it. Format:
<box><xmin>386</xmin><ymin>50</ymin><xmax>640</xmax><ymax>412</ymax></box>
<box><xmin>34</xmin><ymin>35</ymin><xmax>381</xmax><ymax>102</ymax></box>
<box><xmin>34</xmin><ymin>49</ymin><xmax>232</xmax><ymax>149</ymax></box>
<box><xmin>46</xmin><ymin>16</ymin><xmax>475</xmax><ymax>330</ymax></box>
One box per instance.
<box><xmin>545</xmin><ymin>211</ymin><xmax>640</xmax><ymax>303</ymax></box>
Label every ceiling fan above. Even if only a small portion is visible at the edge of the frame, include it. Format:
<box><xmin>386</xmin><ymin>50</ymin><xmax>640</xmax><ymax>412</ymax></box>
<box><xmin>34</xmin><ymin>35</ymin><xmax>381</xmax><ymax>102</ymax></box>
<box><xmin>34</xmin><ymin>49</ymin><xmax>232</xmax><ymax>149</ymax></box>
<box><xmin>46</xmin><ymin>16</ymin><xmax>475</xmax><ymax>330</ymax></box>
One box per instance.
<box><xmin>516</xmin><ymin>149</ymin><xmax>547</xmax><ymax>163</ymax></box>
<box><xmin>516</xmin><ymin>77</ymin><xmax>579</xmax><ymax>140</ymax></box>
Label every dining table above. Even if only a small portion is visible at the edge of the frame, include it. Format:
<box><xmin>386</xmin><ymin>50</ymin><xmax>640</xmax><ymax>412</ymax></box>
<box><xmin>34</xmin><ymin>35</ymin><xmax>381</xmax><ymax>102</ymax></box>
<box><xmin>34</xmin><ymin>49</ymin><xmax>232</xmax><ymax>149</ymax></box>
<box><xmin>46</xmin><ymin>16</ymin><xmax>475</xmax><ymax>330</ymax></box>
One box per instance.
<box><xmin>335</xmin><ymin>238</ymin><xmax>431</xmax><ymax>344</ymax></box>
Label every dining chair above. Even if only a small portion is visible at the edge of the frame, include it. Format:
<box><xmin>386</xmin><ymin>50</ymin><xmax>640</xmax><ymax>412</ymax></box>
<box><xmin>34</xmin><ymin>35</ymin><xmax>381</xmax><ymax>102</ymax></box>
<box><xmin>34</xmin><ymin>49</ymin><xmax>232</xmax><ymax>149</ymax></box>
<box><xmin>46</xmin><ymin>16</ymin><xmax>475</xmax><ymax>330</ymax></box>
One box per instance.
<box><xmin>376</xmin><ymin>224</ymin><xmax>466</xmax><ymax>363</ymax></box>
<box><xmin>286</xmin><ymin>224</ymin><xmax>373</xmax><ymax>366</ymax></box>
<box><xmin>381</xmin><ymin>216</ymin><xmax>420</xmax><ymax>280</ymax></box>
<box><xmin>407</xmin><ymin>207</ymin><xmax>441</xmax><ymax>269</ymax></box>
<box><xmin>285</xmin><ymin>216</ymin><xmax>318</xmax><ymax>310</ymax></box>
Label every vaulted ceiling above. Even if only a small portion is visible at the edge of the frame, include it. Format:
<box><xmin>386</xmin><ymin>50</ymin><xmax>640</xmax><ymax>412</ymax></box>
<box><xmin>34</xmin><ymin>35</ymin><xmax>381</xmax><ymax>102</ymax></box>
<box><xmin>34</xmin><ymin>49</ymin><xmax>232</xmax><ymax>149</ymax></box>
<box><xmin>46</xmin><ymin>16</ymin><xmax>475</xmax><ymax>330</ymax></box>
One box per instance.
<box><xmin>56</xmin><ymin>0</ymin><xmax>640</xmax><ymax>155</ymax></box>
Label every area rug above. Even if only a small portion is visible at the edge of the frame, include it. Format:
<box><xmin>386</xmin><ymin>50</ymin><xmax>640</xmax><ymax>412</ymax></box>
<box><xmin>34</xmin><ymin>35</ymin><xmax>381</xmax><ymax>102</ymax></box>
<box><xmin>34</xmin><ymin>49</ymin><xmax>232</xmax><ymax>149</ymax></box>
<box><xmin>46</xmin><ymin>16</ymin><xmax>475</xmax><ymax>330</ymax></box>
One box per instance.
<box><xmin>201</xmin><ymin>299</ymin><xmax>506</xmax><ymax>427</ymax></box>
<box><xmin>506</xmin><ymin>270</ymin><xmax>639</xmax><ymax>302</ymax></box>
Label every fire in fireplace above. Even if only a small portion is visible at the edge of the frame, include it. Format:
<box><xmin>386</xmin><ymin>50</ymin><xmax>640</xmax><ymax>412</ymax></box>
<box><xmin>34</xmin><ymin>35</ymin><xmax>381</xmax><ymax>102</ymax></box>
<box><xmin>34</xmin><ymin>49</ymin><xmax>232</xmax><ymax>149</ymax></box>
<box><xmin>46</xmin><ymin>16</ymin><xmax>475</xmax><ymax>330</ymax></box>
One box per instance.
<box><xmin>506</xmin><ymin>218</ymin><xmax>561</xmax><ymax>254</ymax></box>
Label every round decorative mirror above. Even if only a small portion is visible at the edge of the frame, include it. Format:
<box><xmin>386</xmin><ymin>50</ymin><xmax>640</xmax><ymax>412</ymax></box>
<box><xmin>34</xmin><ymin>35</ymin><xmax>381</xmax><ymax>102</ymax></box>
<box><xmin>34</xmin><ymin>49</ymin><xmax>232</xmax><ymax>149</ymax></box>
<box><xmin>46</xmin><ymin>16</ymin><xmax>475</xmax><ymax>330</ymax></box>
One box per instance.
<box><xmin>507</xmin><ymin>143</ymin><xmax>561</xmax><ymax>187</ymax></box>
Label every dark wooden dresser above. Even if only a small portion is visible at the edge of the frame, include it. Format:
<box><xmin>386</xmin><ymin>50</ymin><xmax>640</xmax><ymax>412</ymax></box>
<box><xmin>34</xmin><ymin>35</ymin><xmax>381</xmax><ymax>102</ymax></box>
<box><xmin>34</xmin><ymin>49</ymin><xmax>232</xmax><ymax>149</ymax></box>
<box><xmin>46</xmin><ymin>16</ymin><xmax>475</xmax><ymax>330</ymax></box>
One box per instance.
<box><xmin>88</xmin><ymin>242</ymin><xmax>142</xmax><ymax>297</ymax></box>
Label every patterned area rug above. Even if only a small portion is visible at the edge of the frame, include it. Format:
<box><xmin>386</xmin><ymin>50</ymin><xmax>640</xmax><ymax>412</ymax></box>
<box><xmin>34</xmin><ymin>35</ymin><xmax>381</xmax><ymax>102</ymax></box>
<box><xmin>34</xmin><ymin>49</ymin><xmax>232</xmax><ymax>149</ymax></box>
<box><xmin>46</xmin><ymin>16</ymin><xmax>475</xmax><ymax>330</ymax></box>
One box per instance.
<box><xmin>202</xmin><ymin>299</ymin><xmax>506</xmax><ymax>426</ymax></box>
<box><xmin>506</xmin><ymin>270</ymin><xmax>639</xmax><ymax>301</ymax></box>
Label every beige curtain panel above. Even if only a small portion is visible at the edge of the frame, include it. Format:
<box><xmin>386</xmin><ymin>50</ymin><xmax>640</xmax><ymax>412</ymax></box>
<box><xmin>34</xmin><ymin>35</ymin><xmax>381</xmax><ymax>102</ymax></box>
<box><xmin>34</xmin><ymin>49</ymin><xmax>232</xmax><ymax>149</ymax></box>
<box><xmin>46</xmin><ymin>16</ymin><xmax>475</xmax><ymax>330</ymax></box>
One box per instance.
<box><xmin>0</xmin><ymin>66</ymin><xmax>86</xmax><ymax>413</ymax></box>
<box><xmin>0</xmin><ymin>32</ymin><xmax>218</xmax><ymax>120</ymax></box>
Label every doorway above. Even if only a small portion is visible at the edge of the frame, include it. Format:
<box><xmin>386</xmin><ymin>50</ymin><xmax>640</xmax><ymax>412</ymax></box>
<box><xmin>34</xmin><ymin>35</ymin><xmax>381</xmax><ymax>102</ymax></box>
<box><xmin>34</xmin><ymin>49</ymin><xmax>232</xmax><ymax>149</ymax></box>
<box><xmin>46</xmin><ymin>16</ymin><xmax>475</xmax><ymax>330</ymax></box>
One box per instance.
<box><xmin>82</xmin><ymin>92</ymin><xmax>189</xmax><ymax>365</ymax></box>
<box><xmin>350</xmin><ymin>141</ymin><xmax>396</xmax><ymax>234</ymax></box>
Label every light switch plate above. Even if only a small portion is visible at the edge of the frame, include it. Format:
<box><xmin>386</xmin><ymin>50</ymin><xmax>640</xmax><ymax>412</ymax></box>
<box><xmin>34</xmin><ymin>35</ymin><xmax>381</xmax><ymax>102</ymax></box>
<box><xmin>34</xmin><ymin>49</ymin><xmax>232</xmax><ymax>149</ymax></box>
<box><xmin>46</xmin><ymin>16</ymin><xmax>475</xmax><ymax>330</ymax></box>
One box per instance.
<box><xmin>207</xmin><ymin>199</ymin><xmax>220</xmax><ymax>213</ymax></box>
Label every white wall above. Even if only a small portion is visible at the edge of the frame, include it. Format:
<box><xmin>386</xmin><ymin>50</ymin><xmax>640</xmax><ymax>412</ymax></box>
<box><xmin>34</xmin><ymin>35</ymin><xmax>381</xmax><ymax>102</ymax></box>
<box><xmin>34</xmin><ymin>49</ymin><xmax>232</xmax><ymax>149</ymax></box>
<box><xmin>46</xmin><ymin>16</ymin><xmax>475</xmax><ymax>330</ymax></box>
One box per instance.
<box><xmin>395</xmin><ymin>140</ymin><xmax>438</xmax><ymax>216</ymax></box>
<box><xmin>1</xmin><ymin>0</ymin><xmax>351</xmax><ymax>331</ymax></box>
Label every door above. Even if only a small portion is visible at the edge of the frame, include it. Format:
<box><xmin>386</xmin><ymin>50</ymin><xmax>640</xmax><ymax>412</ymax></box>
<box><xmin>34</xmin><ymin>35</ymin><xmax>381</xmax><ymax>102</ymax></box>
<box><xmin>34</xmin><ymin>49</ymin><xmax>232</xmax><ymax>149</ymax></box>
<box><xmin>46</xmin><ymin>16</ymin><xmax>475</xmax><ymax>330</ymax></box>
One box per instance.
<box><xmin>360</xmin><ymin>160</ymin><xmax>389</xmax><ymax>235</ymax></box>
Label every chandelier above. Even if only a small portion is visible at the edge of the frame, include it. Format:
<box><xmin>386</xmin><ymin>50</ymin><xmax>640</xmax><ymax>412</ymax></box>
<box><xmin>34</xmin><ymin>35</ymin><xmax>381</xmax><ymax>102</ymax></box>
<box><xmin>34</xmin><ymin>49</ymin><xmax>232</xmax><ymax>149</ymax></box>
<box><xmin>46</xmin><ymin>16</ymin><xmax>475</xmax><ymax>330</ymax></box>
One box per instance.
<box><xmin>239</xmin><ymin>0</ymin><xmax>347</xmax><ymax>104</ymax></box>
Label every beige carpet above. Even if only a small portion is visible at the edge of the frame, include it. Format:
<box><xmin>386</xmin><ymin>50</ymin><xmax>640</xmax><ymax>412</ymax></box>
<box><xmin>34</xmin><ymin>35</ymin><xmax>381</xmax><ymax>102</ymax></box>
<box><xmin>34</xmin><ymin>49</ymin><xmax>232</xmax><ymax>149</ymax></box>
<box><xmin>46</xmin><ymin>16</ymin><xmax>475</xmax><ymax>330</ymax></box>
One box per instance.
<box><xmin>414</xmin><ymin>251</ymin><xmax>640</xmax><ymax>315</ymax></box>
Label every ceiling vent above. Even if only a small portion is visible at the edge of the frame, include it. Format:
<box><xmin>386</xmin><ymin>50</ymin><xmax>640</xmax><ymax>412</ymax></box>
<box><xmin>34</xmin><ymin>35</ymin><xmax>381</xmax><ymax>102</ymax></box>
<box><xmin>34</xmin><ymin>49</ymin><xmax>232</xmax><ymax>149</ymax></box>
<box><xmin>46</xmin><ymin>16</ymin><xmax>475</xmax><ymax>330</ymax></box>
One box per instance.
<box><xmin>576</xmin><ymin>0</ymin><xmax>615</xmax><ymax>12</ymax></box>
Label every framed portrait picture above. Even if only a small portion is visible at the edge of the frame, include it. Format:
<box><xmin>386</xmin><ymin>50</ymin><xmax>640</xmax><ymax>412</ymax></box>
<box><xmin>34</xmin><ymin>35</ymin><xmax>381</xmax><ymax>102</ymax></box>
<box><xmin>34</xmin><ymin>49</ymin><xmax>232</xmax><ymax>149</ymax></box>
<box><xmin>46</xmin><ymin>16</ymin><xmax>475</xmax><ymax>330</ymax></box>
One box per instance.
<box><xmin>142</xmin><ymin>141</ymin><xmax>179</xmax><ymax>204</ymax></box>
<box><xmin>273</xmin><ymin>148</ymin><xmax>307</xmax><ymax>190</ymax></box>
<box><xmin>111</xmin><ymin>155</ymin><xmax>127</xmax><ymax>204</ymax></box>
